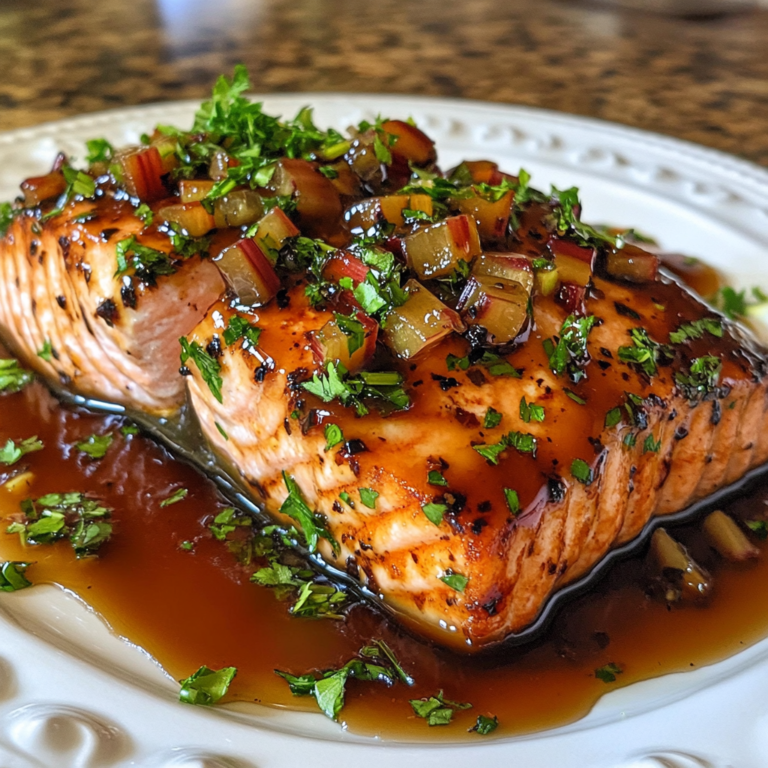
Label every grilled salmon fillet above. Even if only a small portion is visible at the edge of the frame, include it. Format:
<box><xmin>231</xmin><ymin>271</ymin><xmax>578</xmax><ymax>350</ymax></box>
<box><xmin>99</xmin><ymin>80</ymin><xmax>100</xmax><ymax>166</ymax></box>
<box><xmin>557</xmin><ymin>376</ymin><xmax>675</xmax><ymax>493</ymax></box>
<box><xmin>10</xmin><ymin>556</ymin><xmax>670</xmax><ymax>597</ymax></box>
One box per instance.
<box><xmin>184</xmin><ymin>271</ymin><xmax>768</xmax><ymax>649</ymax></box>
<box><xmin>2</xmin><ymin>83</ymin><xmax>766</xmax><ymax>650</ymax></box>
<box><xmin>0</xmin><ymin>201</ymin><xmax>224</xmax><ymax>414</ymax></box>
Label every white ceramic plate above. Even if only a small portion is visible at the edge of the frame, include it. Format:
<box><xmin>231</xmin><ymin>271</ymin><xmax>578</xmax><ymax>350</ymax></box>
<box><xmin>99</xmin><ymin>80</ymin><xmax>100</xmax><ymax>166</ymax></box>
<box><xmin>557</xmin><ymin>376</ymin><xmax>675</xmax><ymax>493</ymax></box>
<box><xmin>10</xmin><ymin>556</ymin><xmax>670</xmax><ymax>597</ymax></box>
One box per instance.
<box><xmin>1</xmin><ymin>96</ymin><xmax>768</xmax><ymax>768</ymax></box>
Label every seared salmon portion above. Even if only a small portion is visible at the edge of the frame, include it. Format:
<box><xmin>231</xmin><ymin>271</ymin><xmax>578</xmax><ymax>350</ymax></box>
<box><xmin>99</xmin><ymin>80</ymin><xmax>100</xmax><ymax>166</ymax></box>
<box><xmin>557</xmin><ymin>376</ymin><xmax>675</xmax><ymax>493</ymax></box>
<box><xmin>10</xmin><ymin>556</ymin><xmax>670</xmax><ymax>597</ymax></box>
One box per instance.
<box><xmin>183</xmin><ymin>273</ymin><xmax>768</xmax><ymax>649</ymax></box>
<box><xmin>2</xmin><ymin>76</ymin><xmax>766</xmax><ymax>650</ymax></box>
<box><xmin>0</xmin><ymin>200</ymin><xmax>224</xmax><ymax>414</ymax></box>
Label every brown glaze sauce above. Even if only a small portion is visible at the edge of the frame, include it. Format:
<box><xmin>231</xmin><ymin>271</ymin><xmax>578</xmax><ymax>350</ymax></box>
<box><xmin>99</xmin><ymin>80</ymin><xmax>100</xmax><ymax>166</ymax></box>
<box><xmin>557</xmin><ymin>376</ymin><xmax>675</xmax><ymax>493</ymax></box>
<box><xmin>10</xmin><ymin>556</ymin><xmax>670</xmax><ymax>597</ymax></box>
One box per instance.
<box><xmin>1</xmin><ymin>377</ymin><xmax>767</xmax><ymax>740</ymax></box>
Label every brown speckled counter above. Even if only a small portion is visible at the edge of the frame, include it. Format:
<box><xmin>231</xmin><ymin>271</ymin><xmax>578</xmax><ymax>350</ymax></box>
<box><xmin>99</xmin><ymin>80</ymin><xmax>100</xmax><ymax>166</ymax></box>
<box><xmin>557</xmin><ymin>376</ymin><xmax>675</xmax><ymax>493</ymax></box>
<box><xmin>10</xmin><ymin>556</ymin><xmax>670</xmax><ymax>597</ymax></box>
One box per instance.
<box><xmin>1</xmin><ymin>0</ymin><xmax>767</xmax><ymax>167</ymax></box>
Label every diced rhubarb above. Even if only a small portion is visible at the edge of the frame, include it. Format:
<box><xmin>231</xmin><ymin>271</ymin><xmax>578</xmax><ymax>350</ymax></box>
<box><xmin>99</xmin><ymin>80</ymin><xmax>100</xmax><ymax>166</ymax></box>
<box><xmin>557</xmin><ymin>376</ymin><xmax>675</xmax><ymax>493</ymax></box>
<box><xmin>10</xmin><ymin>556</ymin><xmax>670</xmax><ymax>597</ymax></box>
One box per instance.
<box><xmin>549</xmin><ymin>239</ymin><xmax>596</xmax><ymax>287</ymax></box>
<box><xmin>208</xmin><ymin>150</ymin><xmax>239</xmax><ymax>181</ymax></box>
<box><xmin>213</xmin><ymin>190</ymin><xmax>265</xmax><ymax>228</ymax></box>
<box><xmin>556</xmin><ymin>282</ymin><xmax>586</xmax><ymax>315</ymax></box>
<box><xmin>253</xmin><ymin>207</ymin><xmax>299</xmax><ymax>260</ymax></box>
<box><xmin>179</xmin><ymin>179</ymin><xmax>215</xmax><ymax>203</ymax></box>
<box><xmin>458</xmin><ymin>160</ymin><xmax>503</xmax><ymax>185</ymax></box>
<box><xmin>345</xmin><ymin>139</ymin><xmax>381</xmax><ymax>183</ymax></box>
<box><xmin>402</xmin><ymin>215</ymin><xmax>482</xmax><ymax>280</ymax></box>
<box><xmin>158</xmin><ymin>202</ymin><xmax>215</xmax><ymax>237</ymax></box>
<box><xmin>308</xmin><ymin>311</ymin><xmax>378</xmax><ymax>373</ymax></box>
<box><xmin>322</xmin><ymin>252</ymin><xmax>371</xmax><ymax>286</ymax></box>
<box><xmin>458</xmin><ymin>275</ymin><xmax>530</xmax><ymax>345</ymax></box>
<box><xmin>380</xmin><ymin>120</ymin><xmax>437</xmax><ymax>166</ymax></box>
<box><xmin>151</xmin><ymin>134</ymin><xmax>180</xmax><ymax>174</ymax></box>
<box><xmin>270</xmin><ymin>158</ymin><xmax>342</xmax><ymax>238</ymax></box>
<box><xmin>325</xmin><ymin>162</ymin><xmax>362</xmax><ymax>198</ymax></box>
<box><xmin>535</xmin><ymin>265</ymin><xmax>560</xmax><ymax>296</ymax></box>
<box><xmin>345</xmin><ymin>195</ymin><xmax>409</xmax><ymax>233</ymax></box>
<box><xmin>117</xmin><ymin>146</ymin><xmax>167</xmax><ymax>202</ymax></box>
<box><xmin>382</xmin><ymin>280</ymin><xmax>463</xmax><ymax>359</ymax></box>
<box><xmin>473</xmin><ymin>253</ymin><xmax>534</xmax><ymax>294</ymax></box>
<box><xmin>453</xmin><ymin>190</ymin><xmax>514</xmax><ymax>244</ymax></box>
<box><xmin>605</xmin><ymin>244</ymin><xmax>659</xmax><ymax>284</ymax></box>
<box><xmin>408</xmin><ymin>194</ymin><xmax>433</xmax><ymax>217</ymax></box>
<box><xmin>21</xmin><ymin>171</ymin><xmax>67</xmax><ymax>207</ymax></box>
<box><xmin>214</xmin><ymin>237</ymin><xmax>281</xmax><ymax>306</ymax></box>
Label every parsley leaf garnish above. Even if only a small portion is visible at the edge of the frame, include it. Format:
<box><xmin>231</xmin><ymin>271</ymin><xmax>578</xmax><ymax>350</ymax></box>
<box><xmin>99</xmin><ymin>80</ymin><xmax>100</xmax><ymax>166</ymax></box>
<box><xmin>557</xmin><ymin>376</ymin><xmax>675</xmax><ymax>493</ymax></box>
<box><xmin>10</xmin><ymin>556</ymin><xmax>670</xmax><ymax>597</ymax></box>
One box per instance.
<box><xmin>276</xmin><ymin>640</ymin><xmax>412</xmax><ymax>720</ymax></box>
<box><xmin>543</xmin><ymin>315</ymin><xmax>597</xmax><ymax>382</ymax></box>
<box><xmin>280</xmin><ymin>472</ymin><xmax>337</xmax><ymax>554</ymax></box>
<box><xmin>422</xmin><ymin>501</ymin><xmax>447</xmax><ymax>526</ymax></box>
<box><xmin>675</xmin><ymin>355</ymin><xmax>722</xmax><ymax>399</ymax></box>
<box><xmin>8</xmin><ymin>493</ymin><xmax>112</xmax><ymax>558</ymax></box>
<box><xmin>439</xmin><ymin>571</ymin><xmax>468</xmax><ymax>592</ymax></box>
<box><xmin>595</xmin><ymin>662</ymin><xmax>623</xmax><ymax>683</ymax></box>
<box><xmin>427</xmin><ymin>470</ymin><xmax>448</xmax><ymax>487</ymax></box>
<box><xmin>179</xmin><ymin>665</ymin><xmax>237</xmax><ymax>706</ymax></box>
<box><xmin>709</xmin><ymin>285</ymin><xmax>767</xmax><ymax>320</ymax></box>
<box><xmin>473</xmin><ymin>431</ymin><xmax>537</xmax><ymax>465</ymax></box>
<box><xmin>160</xmin><ymin>488</ymin><xmax>188</xmax><ymax>507</ymax></box>
<box><xmin>37</xmin><ymin>339</ymin><xmax>54</xmax><ymax>362</ymax></box>
<box><xmin>470</xmin><ymin>714</ymin><xmax>499</xmax><ymax>735</ymax></box>
<box><xmin>0</xmin><ymin>358</ymin><xmax>33</xmax><ymax>393</ymax></box>
<box><xmin>483</xmin><ymin>407</ymin><xmax>502</xmax><ymax>429</ymax></box>
<box><xmin>410</xmin><ymin>690</ymin><xmax>472</xmax><ymax>727</ymax></box>
<box><xmin>519</xmin><ymin>397</ymin><xmax>544</xmax><ymax>423</ymax></box>
<box><xmin>571</xmin><ymin>458</ymin><xmax>593</xmax><ymax>485</ymax></box>
<box><xmin>503</xmin><ymin>488</ymin><xmax>520</xmax><ymax>515</ymax></box>
<box><xmin>115</xmin><ymin>236</ymin><xmax>176</xmax><ymax>282</ymax></box>
<box><xmin>323</xmin><ymin>423</ymin><xmax>344</xmax><ymax>451</ymax></box>
<box><xmin>0</xmin><ymin>436</ymin><xmax>43</xmax><ymax>466</ymax></box>
<box><xmin>180</xmin><ymin>337</ymin><xmax>223</xmax><ymax>403</ymax></box>
<box><xmin>359</xmin><ymin>487</ymin><xmax>379</xmax><ymax>509</ymax></box>
<box><xmin>669</xmin><ymin>317</ymin><xmax>723</xmax><ymax>345</ymax></box>
<box><xmin>0</xmin><ymin>561</ymin><xmax>32</xmax><ymax>592</ymax></box>
<box><xmin>222</xmin><ymin>315</ymin><xmax>262</xmax><ymax>348</ymax></box>
<box><xmin>617</xmin><ymin>327</ymin><xmax>673</xmax><ymax>377</ymax></box>
<box><xmin>76</xmin><ymin>433</ymin><xmax>113</xmax><ymax>460</ymax></box>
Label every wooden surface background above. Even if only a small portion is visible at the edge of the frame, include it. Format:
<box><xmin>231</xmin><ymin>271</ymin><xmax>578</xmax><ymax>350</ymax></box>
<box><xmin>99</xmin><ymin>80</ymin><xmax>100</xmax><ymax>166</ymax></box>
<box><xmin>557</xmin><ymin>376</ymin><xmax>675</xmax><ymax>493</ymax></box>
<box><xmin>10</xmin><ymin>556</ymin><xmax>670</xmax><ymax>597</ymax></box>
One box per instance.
<box><xmin>1</xmin><ymin>0</ymin><xmax>767</xmax><ymax>166</ymax></box>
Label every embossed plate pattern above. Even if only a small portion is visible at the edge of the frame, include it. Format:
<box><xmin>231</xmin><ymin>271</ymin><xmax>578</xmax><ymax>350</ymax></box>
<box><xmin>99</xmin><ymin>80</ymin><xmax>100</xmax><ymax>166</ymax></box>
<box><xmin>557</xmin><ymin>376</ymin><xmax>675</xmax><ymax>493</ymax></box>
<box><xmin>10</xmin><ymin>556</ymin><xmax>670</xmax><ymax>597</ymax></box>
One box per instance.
<box><xmin>1</xmin><ymin>95</ymin><xmax>767</xmax><ymax>768</ymax></box>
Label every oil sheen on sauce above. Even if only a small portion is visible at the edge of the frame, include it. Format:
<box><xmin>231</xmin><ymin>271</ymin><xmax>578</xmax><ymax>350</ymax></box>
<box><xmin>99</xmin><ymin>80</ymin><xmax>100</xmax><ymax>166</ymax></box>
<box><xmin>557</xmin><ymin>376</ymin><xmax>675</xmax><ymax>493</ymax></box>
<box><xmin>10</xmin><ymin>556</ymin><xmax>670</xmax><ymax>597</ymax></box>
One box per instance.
<box><xmin>0</xmin><ymin>377</ymin><xmax>767</xmax><ymax>740</ymax></box>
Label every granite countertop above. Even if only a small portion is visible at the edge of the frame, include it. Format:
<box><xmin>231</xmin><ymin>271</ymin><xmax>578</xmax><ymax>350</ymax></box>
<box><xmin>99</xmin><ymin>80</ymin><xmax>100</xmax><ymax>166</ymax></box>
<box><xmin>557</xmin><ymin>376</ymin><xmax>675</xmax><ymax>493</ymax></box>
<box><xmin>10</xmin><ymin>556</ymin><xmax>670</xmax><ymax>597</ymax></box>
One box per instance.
<box><xmin>1</xmin><ymin>0</ymin><xmax>767</xmax><ymax>167</ymax></box>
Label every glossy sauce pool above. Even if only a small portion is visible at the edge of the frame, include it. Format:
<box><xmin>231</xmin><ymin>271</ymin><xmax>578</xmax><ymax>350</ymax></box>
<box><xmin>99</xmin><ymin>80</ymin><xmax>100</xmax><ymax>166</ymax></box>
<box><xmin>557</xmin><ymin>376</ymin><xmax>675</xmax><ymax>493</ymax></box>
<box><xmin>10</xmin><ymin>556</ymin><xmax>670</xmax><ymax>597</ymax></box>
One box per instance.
<box><xmin>0</xmin><ymin>379</ymin><xmax>767</xmax><ymax>740</ymax></box>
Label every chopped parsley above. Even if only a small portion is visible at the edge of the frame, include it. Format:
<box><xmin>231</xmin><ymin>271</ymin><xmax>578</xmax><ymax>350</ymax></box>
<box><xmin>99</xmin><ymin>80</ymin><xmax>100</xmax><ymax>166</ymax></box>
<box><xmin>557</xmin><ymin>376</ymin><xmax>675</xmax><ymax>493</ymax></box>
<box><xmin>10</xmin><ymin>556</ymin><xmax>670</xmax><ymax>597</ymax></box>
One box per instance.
<box><xmin>439</xmin><ymin>571</ymin><xmax>468</xmax><ymax>592</ymax></box>
<box><xmin>427</xmin><ymin>470</ymin><xmax>448</xmax><ymax>487</ymax></box>
<box><xmin>215</xmin><ymin>421</ymin><xmax>229</xmax><ymax>440</ymax></box>
<box><xmin>222</xmin><ymin>315</ymin><xmax>262</xmax><ymax>348</ymax></box>
<box><xmin>85</xmin><ymin>138</ymin><xmax>114</xmax><ymax>165</ymax></box>
<box><xmin>709</xmin><ymin>285</ymin><xmax>767</xmax><ymax>320</ymax></box>
<box><xmin>543</xmin><ymin>315</ymin><xmax>597</xmax><ymax>382</ymax></box>
<box><xmin>746</xmin><ymin>520</ymin><xmax>767</xmax><ymax>540</ymax></box>
<box><xmin>473</xmin><ymin>430</ymin><xmax>537</xmax><ymax>465</ymax></box>
<box><xmin>208</xmin><ymin>506</ymin><xmax>252</xmax><ymax>540</ymax></box>
<box><xmin>134</xmin><ymin>202</ymin><xmax>154</xmax><ymax>227</ymax></box>
<box><xmin>359</xmin><ymin>487</ymin><xmax>379</xmax><ymax>509</ymax></box>
<box><xmin>503</xmin><ymin>488</ymin><xmax>520</xmax><ymax>515</ymax></box>
<box><xmin>120</xmin><ymin>424</ymin><xmax>140</xmax><ymax>436</ymax></box>
<box><xmin>675</xmin><ymin>355</ymin><xmax>722</xmax><ymax>399</ymax></box>
<box><xmin>623</xmin><ymin>432</ymin><xmax>637</xmax><ymax>448</ymax></box>
<box><xmin>0</xmin><ymin>358</ymin><xmax>33</xmax><ymax>393</ymax></box>
<box><xmin>605</xmin><ymin>407</ymin><xmax>623</xmax><ymax>428</ymax></box>
<box><xmin>483</xmin><ymin>407</ymin><xmax>502</xmax><ymax>429</ymax></box>
<box><xmin>180</xmin><ymin>337</ymin><xmax>223</xmax><ymax>403</ymax></box>
<box><xmin>643</xmin><ymin>434</ymin><xmax>661</xmax><ymax>454</ymax></box>
<box><xmin>410</xmin><ymin>690</ymin><xmax>472</xmax><ymax>727</ymax></box>
<box><xmin>178</xmin><ymin>665</ymin><xmax>237</xmax><ymax>706</ymax></box>
<box><xmin>595</xmin><ymin>662</ymin><xmax>623</xmax><ymax>684</ymax></box>
<box><xmin>446</xmin><ymin>351</ymin><xmax>520</xmax><ymax>378</ymax></box>
<box><xmin>280</xmin><ymin>472</ymin><xmax>337</xmax><ymax>554</ymax></box>
<box><xmin>422</xmin><ymin>502</ymin><xmax>447</xmax><ymax>526</ymax></box>
<box><xmin>334</xmin><ymin>312</ymin><xmax>365</xmax><ymax>356</ymax></box>
<box><xmin>519</xmin><ymin>397</ymin><xmax>544</xmax><ymax>423</ymax></box>
<box><xmin>115</xmin><ymin>236</ymin><xmax>176</xmax><ymax>282</ymax></box>
<box><xmin>564</xmin><ymin>389</ymin><xmax>586</xmax><ymax>405</ymax></box>
<box><xmin>276</xmin><ymin>639</ymin><xmax>412</xmax><ymax>720</ymax></box>
<box><xmin>7</xmin><ymin>492</ymin><xmax>112</xmax><ymax>558</ymax></box>
<box><xmin>37</xmin><ymin>339</ymin><xmax>54</xmax><ymax>362</ymax></box>
<box><xmin>76</xmin><ymin>433</ymin><xmax>113</xmax><ymax>459</ymax></box>
<box><xmin>469</xmin><ymin>714</ymin><xmax>499</xmax><ymax>735</ymax></box>
<box><xmin>669</xmin><ymin>317</ymin><xmax>723</xmax><ymax>345</ymax></box>
<box><xmin>302</xmin><ymin>362</ymin><xmax>409</xmax><ymax>416</ymax></box>
<box><xmin>0</xmin><ymin>561</ymin><xmax>32</xmax><ymax>592</ymax></box>
<box><xmin>617</xmin><ymin>327</ymin><xmax>673</xmax><ymax>377</ymax></box>
<box><xmin>0</xmin><ymin>436</ymin><xmax>43</xmax><ymax>466</ymax></box>
<box><xmin>571</xmin><ymin>458</ymin><xmax>593</xmax><ymax>485</ymax></box>
<box><xmin>323</xmin><ymin>423</ymin><xmax>344</xmax><ymax>451</ymax></box>
<box><xmin>160</xmin><ymin>487</ymin><xmax>188</xmax><ymax>507</ymax></box>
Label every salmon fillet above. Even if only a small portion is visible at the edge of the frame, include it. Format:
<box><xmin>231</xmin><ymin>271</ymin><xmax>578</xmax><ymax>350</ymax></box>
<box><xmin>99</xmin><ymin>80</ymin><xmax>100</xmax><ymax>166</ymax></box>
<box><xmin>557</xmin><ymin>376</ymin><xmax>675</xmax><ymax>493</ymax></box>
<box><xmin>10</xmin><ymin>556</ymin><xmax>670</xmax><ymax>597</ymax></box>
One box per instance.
<box><xmin>2</xmin><ymin>88</ymin><xmax>766</xmax><ymax>650</ymax></box>
<box><xmin>183</xmin><ymin>271</ymin><xmax>768</xmax><ymax>649</ymax></box>
<box><xmin>0</xmin><ymin>201</ymin><xmax>224</xmax><ymax>414</ymax></box>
